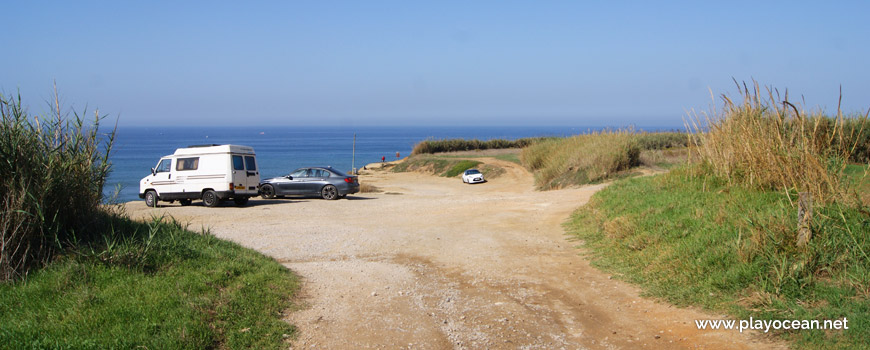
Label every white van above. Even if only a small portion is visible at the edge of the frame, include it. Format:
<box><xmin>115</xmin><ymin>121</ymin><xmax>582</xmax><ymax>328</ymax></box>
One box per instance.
<box><xmin>139</xmin><ymin>144</ymin><xmax>260</xmax><ymax>207</ymax></box>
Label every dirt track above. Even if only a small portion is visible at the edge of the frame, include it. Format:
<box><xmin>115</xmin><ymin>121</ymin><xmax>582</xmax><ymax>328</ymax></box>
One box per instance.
<box><xmin>126</xmin><ymin>158</ymin><xmax>787</xmax><ymax>349</ymax></box>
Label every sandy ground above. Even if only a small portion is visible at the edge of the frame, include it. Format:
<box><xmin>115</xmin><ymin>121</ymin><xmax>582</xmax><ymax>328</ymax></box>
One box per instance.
<box><xmin>126</xmin><ymin>159</ymin><xmax>787</xmax><ymax>349</ymax></box>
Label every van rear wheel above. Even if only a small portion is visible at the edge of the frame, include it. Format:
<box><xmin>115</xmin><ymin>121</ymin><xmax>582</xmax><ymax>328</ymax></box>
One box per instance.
<box><xmin>144</xmin><ymin>191</ymin><xmax>158</xmax><ymax>208</ymax></box>
<box><xmin>202</xmin><ymin>190</ymin><xmax>220</xmax><ymax>207</ymax></box>
<box><xmin>233</xmin><ymin>197</ymin><xmax>249</xmax><ymax>206</ymax></box>
<box><xmin>179</xmin><ymin>199</ymin><xmax>192</xmax><ymax>206</ymax></box>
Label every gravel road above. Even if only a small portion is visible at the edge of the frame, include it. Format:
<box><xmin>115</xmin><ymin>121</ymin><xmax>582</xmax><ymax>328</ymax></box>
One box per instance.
<box><xmin>126</xmin><ymin>158</ymin><xmax>786</xmax><ymax>349</ymax></box>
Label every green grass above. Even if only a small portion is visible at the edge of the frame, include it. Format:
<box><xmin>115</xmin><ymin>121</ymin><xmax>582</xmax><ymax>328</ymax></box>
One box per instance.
<box><xmin>568</xmin><ymin>168</ymin><xmax>870</xmax><ymax>349</ymax></box>
<box><xmin>427</xmin><ymin>152</ymin><xmax>523</xmax><ymax>165</ymax></box>
<box><xmin>0</xmin><ymin>216</ymin><xmax>299</xmax><ymax>349</ymax></box>
<box><xmin>443</xmin><ymin>160</ymin><xmax>483</xmax><ymax>177</ymax></box>
<box><xmin>494</xmin><ymin>153</ymin><xmax>522</xmax><ymax>165</ymax></box>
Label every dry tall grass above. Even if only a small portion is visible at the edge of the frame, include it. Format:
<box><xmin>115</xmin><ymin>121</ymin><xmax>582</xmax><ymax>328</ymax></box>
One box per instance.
<box><xmin>521</xmin><ymin>131</ymin><xmax>640</xmax><ymax>189</ymax></box>
<box><xmin>688</xmin><ymin>81</ymin><xmax>868</xmax><ymax>204</ymax></box>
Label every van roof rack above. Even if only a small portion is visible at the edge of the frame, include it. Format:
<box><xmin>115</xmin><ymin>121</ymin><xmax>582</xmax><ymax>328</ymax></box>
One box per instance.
<box><xmin>187</xmin><ymin>144</ymin><xmax>223</xmax><ymax>148</ymax></box>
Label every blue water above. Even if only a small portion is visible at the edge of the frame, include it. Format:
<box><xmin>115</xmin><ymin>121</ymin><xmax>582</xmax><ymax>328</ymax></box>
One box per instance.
<box><xmin>105</xmin><ymin>126</ymin><xmax>668</xmax><ymax>203</ymax></box>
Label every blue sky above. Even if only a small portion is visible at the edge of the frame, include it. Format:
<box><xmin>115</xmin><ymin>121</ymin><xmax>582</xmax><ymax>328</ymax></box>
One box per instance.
<box><xmin>2</xmin><ymin>1</ymin><xmax>868</xmax><ymax>127</ymax></box>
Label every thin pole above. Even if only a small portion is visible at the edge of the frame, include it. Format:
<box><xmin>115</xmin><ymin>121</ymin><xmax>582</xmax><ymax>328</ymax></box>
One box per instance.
<box><xmin>352</xmin><ymin>133</ymin><xmax>356</xmax><ymax>174</ymax></box>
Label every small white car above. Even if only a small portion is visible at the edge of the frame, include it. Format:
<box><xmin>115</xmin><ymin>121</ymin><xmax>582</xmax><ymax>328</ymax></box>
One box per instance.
<box><xmin>461</xmin><ymin>169</ymin><xmax>485</xmax><ymax>184</ymax></box>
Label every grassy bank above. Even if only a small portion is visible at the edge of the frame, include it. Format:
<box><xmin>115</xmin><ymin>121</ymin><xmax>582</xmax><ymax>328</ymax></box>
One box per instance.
<box><xmin>568</xmin><ymin>85</ymin><xmax>869</xmax><ymax>349</ymax></box>
<box><xmin>0</xmin><ymin>216</ymin><xmax>299</xmax><ymax>349</ymax></box>
<box><xmin>568</xmin><ymin>168</ymin><xmax>869</xmax><ymax>349</ymax></box>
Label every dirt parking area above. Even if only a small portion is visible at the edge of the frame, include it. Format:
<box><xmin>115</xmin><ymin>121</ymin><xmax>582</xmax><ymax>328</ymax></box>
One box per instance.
<box><xmin>126</xmin><ymin>159</ymin><xmax>786</xmax><ymax>349</ymax></box>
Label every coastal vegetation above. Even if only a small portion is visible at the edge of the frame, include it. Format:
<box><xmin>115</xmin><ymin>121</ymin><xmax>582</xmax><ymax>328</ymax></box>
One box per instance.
<box><xmin>568</xmin><ymin>84</ymin><xmax>870</xmax><ymax>349</ymax></box>
<box><xmin>0</xmin><ymin>92</ymin><xmax>299</xmax><ymax>348</ymax></box>
<box><xmin>410</xmin><ymin>137</ymin><xmax>554</xmax><ymax>155</ymax></box>
<box><xmin>391</xmin><ymin>156</ymin><xmax>485</xmax><ymax>178</ymax></box>
<box><xmin>521</xmin><ymin>131</ymin><xmax>688</xmax><ymax>189</ymax></box>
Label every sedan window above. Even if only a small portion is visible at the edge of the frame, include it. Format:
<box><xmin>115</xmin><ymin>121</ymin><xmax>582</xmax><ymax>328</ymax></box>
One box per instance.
<box><xmin>290</xmin><ymin>169</ymin><xmax>307</xmax><ymax>178</ymax></box>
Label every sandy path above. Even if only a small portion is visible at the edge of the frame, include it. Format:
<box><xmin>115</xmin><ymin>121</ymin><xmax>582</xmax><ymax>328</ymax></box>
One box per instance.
<box><xmin>126</xmin><ymin>159</ymin><xmax>787</xmax><ymax>349</ymax></box>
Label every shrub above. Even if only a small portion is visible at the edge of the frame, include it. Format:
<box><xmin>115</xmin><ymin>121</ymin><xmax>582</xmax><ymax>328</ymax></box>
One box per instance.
<box><xmin>0</xmin><ymin>92</ymin><xmax>115</xmax><ymax>281</ymax></box>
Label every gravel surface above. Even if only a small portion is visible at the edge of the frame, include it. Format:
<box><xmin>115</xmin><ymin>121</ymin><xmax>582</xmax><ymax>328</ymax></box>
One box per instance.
<box><xmin>126</xmin><ymin>158</ymin><xmax>787</xmax><ymax>349</ymax></box>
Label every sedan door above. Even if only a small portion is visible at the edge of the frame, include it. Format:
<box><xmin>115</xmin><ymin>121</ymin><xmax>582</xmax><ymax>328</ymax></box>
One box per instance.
<box><xmin>305</xmin><ymin>169</ymin><xmax>329</xmax><ymax>194</ymax></box>
<box><xmin>278</xmin><ymin>168</ymin><xmax>309</xmax><ymax>195</ymax></box>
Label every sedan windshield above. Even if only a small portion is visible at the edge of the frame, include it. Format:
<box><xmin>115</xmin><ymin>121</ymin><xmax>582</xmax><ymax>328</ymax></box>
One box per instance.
<box><xmin>465</xmin><ymin>169</ymin><xmax>480</xmax><ymax>174</ymax></box>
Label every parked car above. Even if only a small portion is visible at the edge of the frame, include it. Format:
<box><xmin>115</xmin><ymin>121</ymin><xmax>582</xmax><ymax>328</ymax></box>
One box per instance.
<box><xmin>139</xmin><ymin>144</ymin><xmax>260</xmax><ymax>208</ymax></box>
<box><xmin>462</xmin><ymin>169</ymin><xmax>485</xmax><ymax>184</ymax></box>
<box><xmin>260</xmin><ymin>166</ymin><xmax>359</xmax><ymax>200</ymax></box>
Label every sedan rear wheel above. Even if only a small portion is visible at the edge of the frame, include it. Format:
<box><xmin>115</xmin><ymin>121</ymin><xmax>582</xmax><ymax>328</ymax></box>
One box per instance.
<box><xmin>321</xmin><ymin>185</ymin><xmax>338</xmax><ymax>200</ymax></box>
<box><xmin>260</xmin><ymin>184</ymin><xmax>276</xmax><ymax>199</ymax></box>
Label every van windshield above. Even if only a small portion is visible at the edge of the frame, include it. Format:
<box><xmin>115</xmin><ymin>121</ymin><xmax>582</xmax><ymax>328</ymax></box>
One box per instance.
<box><xmin>156</xmin><ymin>159</ymin><xmax>171</xmax><ymax>173</ymax></box>
<box><xmin>244</xmin><ymin>156</ymin><xmax>256</xmax><ymax>171</ymax></box>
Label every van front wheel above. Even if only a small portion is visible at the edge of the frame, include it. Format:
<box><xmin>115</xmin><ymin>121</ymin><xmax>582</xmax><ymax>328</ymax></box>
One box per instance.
<box><xmin>144</xmin><ymin>191</ymin><xmax>158</xmax><ymax>208</ymax></box>
<box><xmin>202</xmin><ymin>190</ymin><xmax>220</xmax><ymax>207</ymax></box>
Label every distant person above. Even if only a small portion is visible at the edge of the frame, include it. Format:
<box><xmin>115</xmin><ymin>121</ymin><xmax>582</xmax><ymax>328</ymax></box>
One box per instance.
<box><xmin>381</xmin><ymin>156</ymin><xmax>385</xmax><ymax>163</ymax></box>
<box><xmin>396</xmin><ymin>151</ymin><xmax>400</xmax><ymax>160</ymax></box>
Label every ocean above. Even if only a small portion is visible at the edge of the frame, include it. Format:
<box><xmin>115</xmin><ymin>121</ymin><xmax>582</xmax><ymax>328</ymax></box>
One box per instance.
<box><xmin>105</xmin><ymin>126</ymin><xmax>661</xmax><ymax>203</ymax></box>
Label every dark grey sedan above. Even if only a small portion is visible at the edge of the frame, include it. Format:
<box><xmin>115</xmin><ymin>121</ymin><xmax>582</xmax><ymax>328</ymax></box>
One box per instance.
<box><xmin>259</xmin><ymin>166</ymin><xmax>359</xmax><ymax>200</ymax></box>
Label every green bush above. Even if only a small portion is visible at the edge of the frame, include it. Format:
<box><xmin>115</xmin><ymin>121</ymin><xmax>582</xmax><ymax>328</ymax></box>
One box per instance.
<box><xmin>0</xmin><ymin>92</ymin><xmax>115</xmax><ymax>280</ymax></box>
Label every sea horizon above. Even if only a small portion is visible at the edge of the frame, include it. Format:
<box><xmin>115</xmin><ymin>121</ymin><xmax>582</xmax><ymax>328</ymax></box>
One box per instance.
<box><xmin>106</xmin><ymin>125</ymin><xmax>685</xmax><ymax>203</ymax></box>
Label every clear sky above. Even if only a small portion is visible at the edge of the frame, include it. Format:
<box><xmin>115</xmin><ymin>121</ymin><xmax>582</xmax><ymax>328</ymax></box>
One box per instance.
<box><xmin>2</xmin><ymin>1</ymin><xmax>868</xmax><ymax>128</ymax></box>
